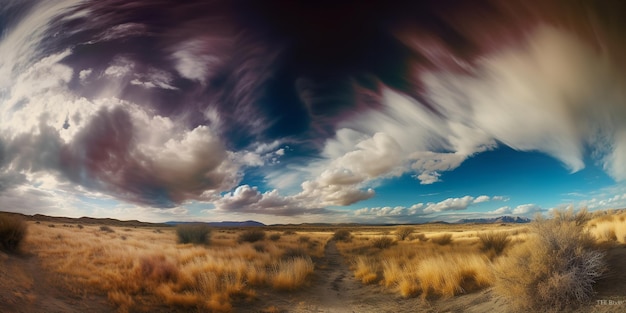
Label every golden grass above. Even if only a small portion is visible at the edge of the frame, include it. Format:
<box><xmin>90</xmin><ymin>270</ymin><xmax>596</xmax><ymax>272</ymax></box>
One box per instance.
<box><xmin>23</xmin><ymin>223</ymin><xmax>327</xmax><ymax>312</ymax></box>
<box><xmin>337</xmin><ymin>229</ymin><xmax>501</xmax><ymax>299</ymax></box>
<box><xmin>588</xmin><ymin>211</ymin><xmax>626</xmax><ymax>244</ymax></box>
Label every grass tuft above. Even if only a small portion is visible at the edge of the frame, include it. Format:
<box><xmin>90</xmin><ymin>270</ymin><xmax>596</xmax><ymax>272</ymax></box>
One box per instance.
<box><xmin>431</xmin><ymin>233</ymin><xmax>453</xmax><ymax>245</ymax></box>
<box><xmin>372</xmin><ymin>236</ymin><xmax>395</xmax><ymax>249</ymax></box>
<box><xmin>478</xmin><ymin>231</ymin><xmax>510</xmax><ymax>255</ymax></box>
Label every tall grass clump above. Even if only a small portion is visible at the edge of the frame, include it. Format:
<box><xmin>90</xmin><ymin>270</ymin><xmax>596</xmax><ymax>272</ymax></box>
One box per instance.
<box><xmin>494</xmin><ymin>209</ymin><xmax>606</xmax><ymax>311</ymax></box>
<box><xmin>0</xmin><ymin>214</ymin><xmax>27</xmax><ymax>253</ymax></box>
<box><xmin>431</xmin><ymin>233</ymin><xmax>453</xmax><ymax>245</ymax></box>
<box><xmin>271</xmin><ymin>257</ymin><xmax>314</xmax><ymax>290</ymax></box>
<box><xmin>176</xmin><ymin>224</ymin><xmax>211</xmax><ymax>244</ymax></box>
<box><xmin>238</xmin><ymin>229</ymin><xmax>266</xmax><ymax>243</ymax></box>
<box><xmin>372</xmin><ymin>236</ymin><xmax>395</xmax><ymax>249</ymax></box>
<box><xmin>478</xmin><ymin>231</ymin><xmax>510</xmax><ymax>256</ymax></box>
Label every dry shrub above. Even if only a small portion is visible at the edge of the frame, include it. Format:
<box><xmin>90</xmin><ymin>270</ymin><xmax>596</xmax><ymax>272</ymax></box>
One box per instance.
<box><xmin>297</xmin><ymin>235</ymin><xmax>310</xmax><ymax>243</ymax></box>
<box><xmin>176</xmin><ymin>224</ymin><xmax>211</xmax><ymax>244</ymax></box>
<box><xmin>282</xmin><ymin>230</ymin><xmax>296</xmax><ymax>235</ymax></box>
<box><xmin>431</xmin><ymin>233</ymin><xmax>452</xmax><ymax>245</ymax></box>
<box><xmin>269</xmin><ymin>233</ymin><xmax>281</xmax><ymax>241</ymax></box>
<box><xmin>253</xmin><ymin>242</ymin><xmax>266</xmax><ymax>252</ymax></box>
<box><xmin>0</xmin><ymin>214</ymin><xmax>27</xmax><ymax>253</ymax></box>
<box><xmin>238</xmin><ymin>229</ymin><xmax>266</xmax><ymax>243</ymax></box>
<box><xmin>494</xmin><ymin>213</ymin><xmax>607</xmax><ymax>311</ymax></box>
<box><xmin>138</xmin><ymin>255</ymin><xmax>179</xmax><ymax>283</ymax></box>
<box><xmin>271</xmin><ymin>257</ymin><xmax>314</xmax><ymax>290</ymax></box>
<box><xmin>372</xmin><ymin>236</ymin><xmax>395</xmax><ymax>249</ymax></box>
<box><xmin>412</xmin><ymin>233</ymin><xmax>427</xmax><ymax>241</ymax></box>
<box><xmin>478</xmin><ymin>231</ymin><xmax>510</xmax><ymax>255</ymax></box>
<box><xmin>332</xmin><ymin>229</ymin><xmax>352</xmax><ymax>242</ymax></box>
<box><xmin>100</xmin><ymin>225</ymin><xmax>115</xmax><ymax>233</ymax></box>
<box><xmin>395</xmin><ymin>226</ymin><xmax>414</xmax><ymax>241</ymax></box>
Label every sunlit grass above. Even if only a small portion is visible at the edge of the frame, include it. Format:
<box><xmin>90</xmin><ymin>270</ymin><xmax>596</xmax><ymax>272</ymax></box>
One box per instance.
<box><xmin>24</xmin><ymin>223</ymin><xmax>328</xmax><ymax>312</ymax></box>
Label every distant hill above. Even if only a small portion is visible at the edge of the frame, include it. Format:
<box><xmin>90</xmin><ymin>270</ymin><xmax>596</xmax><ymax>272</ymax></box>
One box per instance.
<box><xmin>455</xmin><ymin>216</ymin><xmax>531</xmax><ymax>224</ymax></box>
<box><xmin>165</xmin><ymin>220</ymin><xmax>265</xmax><ymax>227</ymax></box>
<box><xmin>0</xmin><ymin>212</ymin><xmax>171</xmax><ymax>227</ymax></box>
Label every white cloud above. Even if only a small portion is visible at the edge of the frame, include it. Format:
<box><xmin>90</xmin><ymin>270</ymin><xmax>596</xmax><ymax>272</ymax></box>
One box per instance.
<box><xmin>79</xmin><ymin>68</ymin><xmax>93</xmax><ymax>82</ymax></box>
<box><xmin>172</xmin><ymin>38</ymin><xmax>226</xmax><ymax>83</ymax></box>
<box><xmin>104</xmin><ymin>57</ymin><xmax>134</xmax><ymax>78</ymax></box>
<box><xmin>424</xmin><ymin>195</ymin><xmax>474</xmax><ymax>213</ymax></box>
<box><xmin>130</xmin><ymin>69</ymin><xmax>178</xmax><ymax>90</ymax></box>
<box><xmin>512</xmin><ymin>204</ymin><xmax>543</xmax><ymax>215</ymax></box>
<box><xmin>473</xmin><ymin>195</ymin><xmax>490</xmax><ymax>203</ymax></box>
<box><xmin>213</xmin><ymin>185</ymin><xmax>327</xmax><ymax>216</ymax></box>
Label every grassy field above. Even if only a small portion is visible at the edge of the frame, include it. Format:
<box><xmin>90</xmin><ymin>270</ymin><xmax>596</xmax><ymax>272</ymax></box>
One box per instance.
<box><xmin>1</xmin><ymin>208</ymin><xmax>625</xmax><ymax>312</ymax></box>
<box><xmin>21</xmin><ymin>223</ymin><xmax>328</xmax><ymax>312</ymax></box>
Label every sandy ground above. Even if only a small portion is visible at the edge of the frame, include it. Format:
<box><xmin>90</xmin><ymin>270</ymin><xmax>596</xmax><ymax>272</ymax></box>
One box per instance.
<box><xmin>2</xmin><ymin>242</ymin><xmax>626</xmax><ymax>313</ymax></box>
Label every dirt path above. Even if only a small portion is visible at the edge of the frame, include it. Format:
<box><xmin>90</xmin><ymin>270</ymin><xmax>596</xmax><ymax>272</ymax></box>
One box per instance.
<box><xmin>236</xmin><ymin>241</ymin><xmax>504</xmax><ymax>313</ymax></box>
<box><xmin>0</xmin><ymin>252</ymin><xmax>112</xmax><ymax>313</ymax></box>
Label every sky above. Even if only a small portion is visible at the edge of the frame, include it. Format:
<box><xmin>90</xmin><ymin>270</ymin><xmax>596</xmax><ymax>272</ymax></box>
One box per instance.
<box><xmin>1</xmin><ymin>0</ymin><xmax>626</xmax><ymax>224</ymax></box>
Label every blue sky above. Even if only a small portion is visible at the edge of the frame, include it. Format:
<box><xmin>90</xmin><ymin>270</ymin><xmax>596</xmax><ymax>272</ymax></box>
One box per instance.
<box><xmin>1</xmin><ymin>1</ymin><xmax>626</xmax><ymax>223</ymax></box>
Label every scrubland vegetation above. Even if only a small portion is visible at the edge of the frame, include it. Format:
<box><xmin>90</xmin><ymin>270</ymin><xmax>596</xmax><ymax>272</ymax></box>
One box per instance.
<box><xmin>3</xmin><ymin>208</ymin><xmax>626</xmax><ymax>312</ymax></box>
<box><xmin>337</xmin><ymin>208</ymin><xmax>621</xmax><ymax>311</ymax></box>
<box><xmin>22</xmin><ymin>224</ymin><xmax>328</xmax><ymax>312</ymax></box>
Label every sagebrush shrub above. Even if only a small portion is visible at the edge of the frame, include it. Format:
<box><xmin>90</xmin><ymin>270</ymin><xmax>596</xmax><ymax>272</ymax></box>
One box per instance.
<box><xmin>237</xmin><ymin>229</ymin><xmax>266</xmax><ymax>243</ymax></box>
<box><xmin>395</xmin><ymin>226</ymin><xmax>414</xmax><ymax>241</ymax></box>
<box><xmin>0</xmin><ymin>214</ymin><xmax>27</xmax><ymax>253</ymax></box>
<box><xmin>494</xmin><ymin>212</ymin><xmax>606</xmax><ymax>311</ymax></box>
<box><xmin>332</xmin><ymin>229</ymin><xmax>352</xmax><ymax>242</ymax></box>
<box><xmin>176</xmin><ymin>224</ymin><xmax>211</xmax><ymax>244</ymax></box>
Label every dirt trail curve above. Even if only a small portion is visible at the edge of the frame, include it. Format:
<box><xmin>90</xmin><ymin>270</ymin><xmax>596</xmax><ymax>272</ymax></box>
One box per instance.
<box><xmin>235</xmin><ymin>240</ymin><xmax>436</xmax><ymax>313</ymax></box>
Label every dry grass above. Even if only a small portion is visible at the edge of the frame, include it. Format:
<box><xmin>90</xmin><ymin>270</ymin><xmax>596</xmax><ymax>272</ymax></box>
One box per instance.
<box><xmin>588</xmin><ymin>211</ymin><xmax>626</xmax><ymax>244</ymax></box>
<box><xmin>338</xmin><ymin>229</ymin><xmax>500</xmax><ymax>299</ymax></box>
<box><xmin>477</xmin><ymin>231</ymin><xmax>510</xmax><ymax>256</ymax></box>
<box><xmin>0</xmin><ymin>213</ymin><xmax>27</xmax><ymax>253</ymax></box>
<box><xmin>24</xmin><ymin>224</ymin><xmax>327</xmax><ymax>312</ymax></box>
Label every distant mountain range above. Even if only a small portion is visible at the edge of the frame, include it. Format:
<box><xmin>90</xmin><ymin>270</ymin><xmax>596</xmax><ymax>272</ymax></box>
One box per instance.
<box><xmin>455</xmin><ymin>216</ymin><xmax>531</xmax><ymax>224</ymax></box>
<box><xmin>165</xmin><ymin>220</ymin><xmax>266</xmax><ymax>227</ymax></box>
